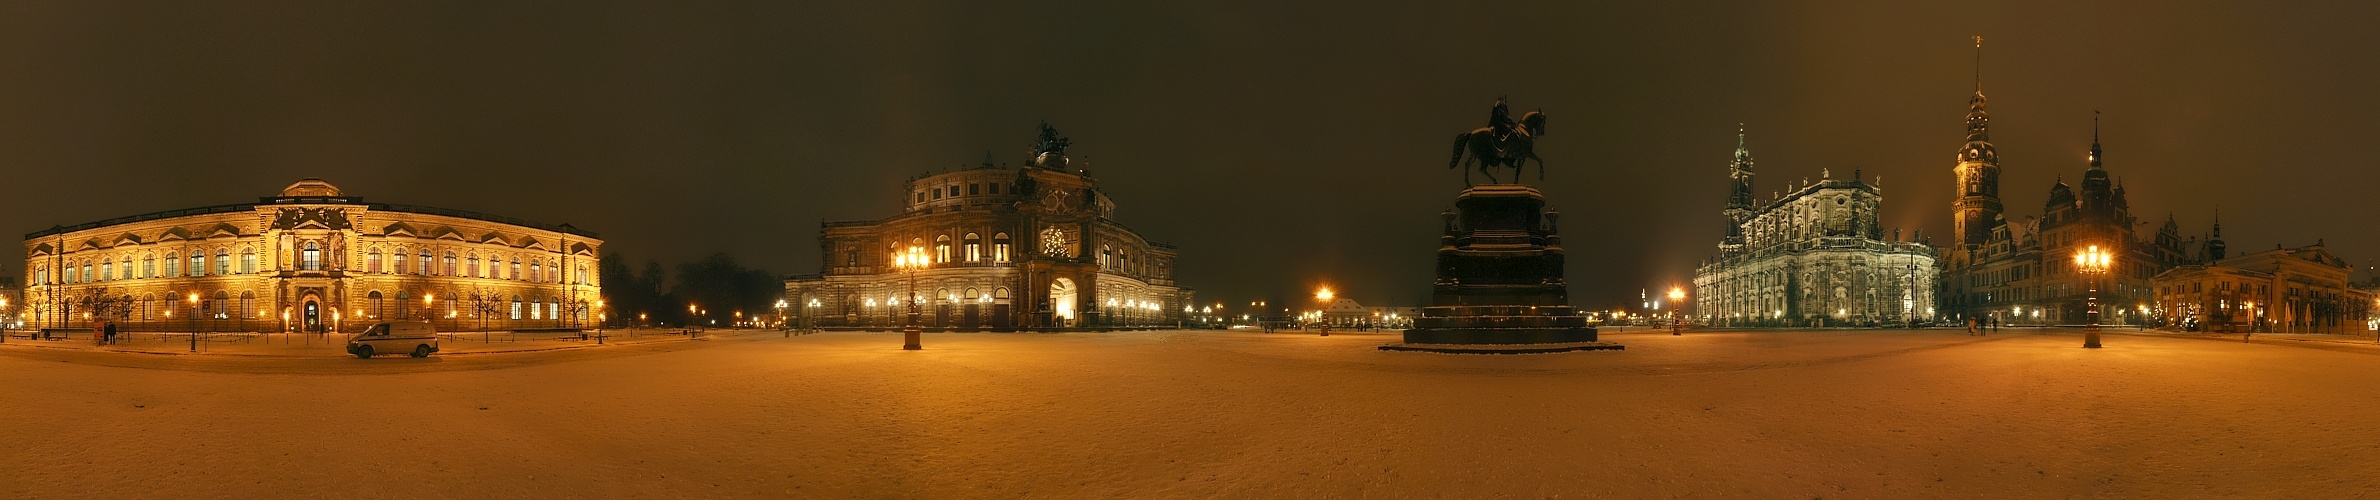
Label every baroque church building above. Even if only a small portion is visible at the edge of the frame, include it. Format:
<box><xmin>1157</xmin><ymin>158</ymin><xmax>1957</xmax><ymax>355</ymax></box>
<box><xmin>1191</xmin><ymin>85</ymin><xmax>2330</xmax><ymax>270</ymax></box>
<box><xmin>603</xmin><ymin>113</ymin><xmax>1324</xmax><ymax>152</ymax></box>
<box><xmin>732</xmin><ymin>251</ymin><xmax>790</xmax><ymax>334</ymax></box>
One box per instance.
<box><xmin>785</xmin><ymin>124</ymin><xmax>1192</xmax><ymax>330</ymax></box>
<box><xmin>1693</xmin><ymin>129</ymin><xmax>1939</xmax><ymax>327</ymax></box>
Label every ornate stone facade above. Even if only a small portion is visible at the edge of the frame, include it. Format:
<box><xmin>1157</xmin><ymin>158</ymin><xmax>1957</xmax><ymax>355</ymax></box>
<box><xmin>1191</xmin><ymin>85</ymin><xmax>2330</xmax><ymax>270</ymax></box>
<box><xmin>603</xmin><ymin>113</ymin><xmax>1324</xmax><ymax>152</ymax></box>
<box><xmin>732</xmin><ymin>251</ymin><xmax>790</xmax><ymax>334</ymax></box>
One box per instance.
<box><xmin>22</xmin><ymin>179</ymin><xmax>602</xmax><ymax>333</ymax></box>
<box><xmin>1693</xmin><ymin>130</ymin><xmax>1939</xmax><ymax>326</ymax></box>
<box><xmin>1937</xmin><ymin>85</ymin><xmax>2194</xmax><ymax>326</ymax></box>
<box><xmin>2152</xmin><ymin>242</ymin><xmax>2373</xmax><ymax>333</ymax></box>
<box><xmin>785</xmin><ymin>125</ymin><xmax>1191</xmax><ymax>330</ymax></box>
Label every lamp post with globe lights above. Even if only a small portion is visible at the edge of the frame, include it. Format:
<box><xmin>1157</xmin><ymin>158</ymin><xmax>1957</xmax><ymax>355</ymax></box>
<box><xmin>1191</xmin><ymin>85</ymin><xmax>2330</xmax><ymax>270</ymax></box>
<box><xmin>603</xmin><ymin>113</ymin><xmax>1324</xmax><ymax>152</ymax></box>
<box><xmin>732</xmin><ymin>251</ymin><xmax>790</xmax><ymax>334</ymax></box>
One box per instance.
<box><xmin>1668</xmin><ymin>287</ymin><xmax>1687</xmax><ymax>335</ymax></box>
<box><xmin>775</xmin><ymin>299</ymin><xmax>789</xmax><ymax>336</ymax></box>
<box><xmin>893</xmin><ymin>246</ymin><xmax>929</xmax><ymax>350</ymax></box>
<box><xmin>2076</xmin><ymin>244</ymin><xmax>2113</xmax><ymax>348</ymax></box>
<box><xmin>1314</xmin><ymin>286</ymin><xmax>1334</xmax><ymax>336</ymax></box>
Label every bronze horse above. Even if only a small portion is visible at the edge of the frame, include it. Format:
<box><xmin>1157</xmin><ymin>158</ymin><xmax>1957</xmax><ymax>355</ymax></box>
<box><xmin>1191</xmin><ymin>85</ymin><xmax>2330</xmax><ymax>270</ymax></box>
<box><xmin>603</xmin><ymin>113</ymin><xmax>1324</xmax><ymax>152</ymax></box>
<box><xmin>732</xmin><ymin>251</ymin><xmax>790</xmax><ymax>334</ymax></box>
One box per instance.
<box><xmin>1447</xmin><ymin>110</ymin><xmax>1547</xmax><ymax>185</ymax></box>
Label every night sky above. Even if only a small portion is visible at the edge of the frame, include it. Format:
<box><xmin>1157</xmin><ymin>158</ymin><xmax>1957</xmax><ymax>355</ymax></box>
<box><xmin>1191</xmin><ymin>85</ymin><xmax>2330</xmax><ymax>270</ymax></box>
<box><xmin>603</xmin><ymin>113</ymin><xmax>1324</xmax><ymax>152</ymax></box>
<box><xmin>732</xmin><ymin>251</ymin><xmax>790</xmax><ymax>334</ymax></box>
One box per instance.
<box><xmin>3</xmin><ymin>2</ymin><xmax>2375</xmax><ymax>311</ymax></box>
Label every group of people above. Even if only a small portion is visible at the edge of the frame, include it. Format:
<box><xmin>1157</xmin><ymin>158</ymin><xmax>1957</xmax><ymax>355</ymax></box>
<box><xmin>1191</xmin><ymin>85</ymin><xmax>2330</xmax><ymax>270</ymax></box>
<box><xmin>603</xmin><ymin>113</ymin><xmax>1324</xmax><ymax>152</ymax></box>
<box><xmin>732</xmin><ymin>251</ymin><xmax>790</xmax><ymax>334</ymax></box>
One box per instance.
<box><xmin>1965</xmin><ymin>317</ymin><xmax>2000</xmax><ymax>336</ymax></box>
<box><xmin>91</xmin><ymin>321</ymin><xmax>121</xmax><ymax>345</ymax></box>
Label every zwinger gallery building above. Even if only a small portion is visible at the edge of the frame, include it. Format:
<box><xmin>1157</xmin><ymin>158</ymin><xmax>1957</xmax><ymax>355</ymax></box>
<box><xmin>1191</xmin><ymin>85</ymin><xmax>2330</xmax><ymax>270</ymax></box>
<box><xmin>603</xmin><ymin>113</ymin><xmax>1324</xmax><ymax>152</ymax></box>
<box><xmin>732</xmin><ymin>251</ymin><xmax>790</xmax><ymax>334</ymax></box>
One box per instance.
<box><xmin>22</xmin><ymin>179</ymin><xmax>602</xmax><ymax>333</ymax></box>
<box><xmin>786</xmin><ymin>124</ymin><xmax>1192</xmax><ymax>330</ymax></box>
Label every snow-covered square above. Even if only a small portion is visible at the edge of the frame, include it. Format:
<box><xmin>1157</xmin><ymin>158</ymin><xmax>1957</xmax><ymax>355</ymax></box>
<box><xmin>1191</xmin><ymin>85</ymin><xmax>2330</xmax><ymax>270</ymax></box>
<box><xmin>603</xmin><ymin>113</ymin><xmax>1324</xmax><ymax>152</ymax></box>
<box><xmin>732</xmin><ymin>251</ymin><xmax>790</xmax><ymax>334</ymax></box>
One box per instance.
<box><xmin>5</xmin><ymin>328</ymin><xmax>2378</xmax><ymax>497</ymax></box>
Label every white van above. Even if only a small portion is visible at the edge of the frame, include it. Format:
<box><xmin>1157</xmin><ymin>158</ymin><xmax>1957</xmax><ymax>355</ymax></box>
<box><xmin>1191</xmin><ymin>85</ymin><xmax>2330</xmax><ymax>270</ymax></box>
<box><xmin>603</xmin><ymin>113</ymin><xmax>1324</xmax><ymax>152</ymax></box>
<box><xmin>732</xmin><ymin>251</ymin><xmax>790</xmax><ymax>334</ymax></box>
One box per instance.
<box><xmin>348</xmin><ymin>321</ymin><xmax>440</xmax><ymax>358</ymax></box>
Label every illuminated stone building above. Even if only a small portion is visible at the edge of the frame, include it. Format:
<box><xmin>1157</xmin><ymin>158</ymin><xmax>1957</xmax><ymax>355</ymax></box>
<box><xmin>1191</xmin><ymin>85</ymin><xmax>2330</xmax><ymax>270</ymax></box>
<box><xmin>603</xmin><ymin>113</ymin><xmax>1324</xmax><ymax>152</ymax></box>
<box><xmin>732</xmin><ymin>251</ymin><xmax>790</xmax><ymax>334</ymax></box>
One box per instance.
<box><xmin>1937</xmin><ymin>69</ymin><xmax>2194</xmax><ymax>324</ymax></box>
<box><xmin>785</xmin><ymin>124</ymin><xmax>1191</xmax><ymax>330</ymax></box>
<box><xmin>1693</xmin><ymin>130</ymin><xmax>1939</xmax><ymax>326</ymax></box>
<box><xmin>22</xmin><ymin>179</ymin><xmax>602</xmax><ymax>333</ymax></box>
<box><xmin>2152</xmin><ymin>238</ymin><xmax>2372</xmax><ymax>334</ymax></box>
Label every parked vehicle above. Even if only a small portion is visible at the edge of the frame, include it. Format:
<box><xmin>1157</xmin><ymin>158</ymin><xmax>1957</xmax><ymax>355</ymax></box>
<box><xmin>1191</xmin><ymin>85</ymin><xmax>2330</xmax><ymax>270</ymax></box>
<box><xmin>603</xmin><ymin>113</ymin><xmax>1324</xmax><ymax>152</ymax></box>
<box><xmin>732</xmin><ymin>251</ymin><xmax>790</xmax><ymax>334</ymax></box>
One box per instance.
<box><xmin>348</xmin><ymin>321</ymin><xmax>440</xmax><ymax>358</ymax></box>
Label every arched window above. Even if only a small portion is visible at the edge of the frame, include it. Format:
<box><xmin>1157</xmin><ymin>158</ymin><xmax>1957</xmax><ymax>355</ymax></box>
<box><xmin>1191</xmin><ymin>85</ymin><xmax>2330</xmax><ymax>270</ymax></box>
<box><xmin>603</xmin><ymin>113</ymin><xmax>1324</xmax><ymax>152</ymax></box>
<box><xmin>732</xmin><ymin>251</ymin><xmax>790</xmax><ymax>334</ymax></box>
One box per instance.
<box><xmin>34</xmin><ymin>265</ymin><xmax>45</xmax><ymax>285</ymax></box>
<box><xmin>548</xmin><ymin>301</ymin><xmax>559</xmax><ymax>322</ymax></box>
<box><xmin>511</xmin><ymin>259</ymin><xmax>522</xmax><ymax>281</ymax></box>
<box><xmin>302</xmin><ymin>242</ymin><xmax>321</xmax><ymax>271</ymax></box>
<box><xmin>935</xmin><ymin>235</ymin><xmax>951</xmax><ymax>263</ymax></box>
<box><xmin>510</xmin><ymin>296</ymin><xmax>523</xmax><ymax>320</ymax></box>
<box><xmin>212</xmin><ymin>290</ymin><xmax>229</xmax><ymax>318</ymax></box>
<box><xmin>576</xmin><ymin>263</ymin><xmax>589</xmax><ymax>285</ymax></box>
<box><xmin>240</xmin><ymin>291</ymin><xmax>254</xmax><ymax>320</ymax></box>
<box><xmin>467</xmin><ymin>254</ymin><xmax>480</xmax><ymax>278</ymax></box>
<box><xmin>82</xmin><ymin>262</ymin><xmax>92</xmax><ymax>283</ymax></box>
<box><xmin>419</xmin><ymin>250</ymin><xmax>432</xmax><ymax>275</ymax></box>
<box><xmin>163</xmin><ymin>252</ymin><xmax>178</xmax><ymax>278</ymax></box>
<box><xmin>101</xmin><ymin>261</ymin><xmax>113</xmax><ymax>281</ymax></box>
<box><xmin>444</xmin><ymin>252</ymin><xmax>458</xmax><ymax>276</ymax></box>
<box><xmin>994</xmin><ymin>287</ymin><xmax>1010</xmax><ymax>300</ymax></box>
<box><xmin>530</xmin><ymin>297</ymin><xmax>543</xmax><ymax>320</ymax></box>
<box><xmin>140</xmin><ymin>294</ymin><xmax>153</xmax><ymax>320</ymax></box>
<box><xmin>241</xmin><ymin>248</ymin><xmax>257</xmax><ymax>274</ymax></box>
<box><xmin>366</xmin><ymin>249</ymin><xmax>382</xmax><ymax>274</ymax></box>
<box><xmin>187</xmin><ymin>253</ymin><xmax>203</xmax><ymax>277</ymax></box>
<box><xmin>530</xmin><ymin>262</ymin><xmax>541</xmax><ymax>283</ymax></box>
<box><xmin>964</xmin><ymin>233</ymin><xmax>981</xmax><ymax>263</ymax></box>
<box><xmin>368</xmin><ymin>291</ymin><xmax>383</xmax><ymax>319</ymax></box>
<box><xmin>142</xmin><ymin>255</ymin><xmax>155</xmax><ymax>279</ymax></box>
<box><xmin>214</xmin><ymin>249</ymin><xmax>229</xmax><ymax>275</ymax></box>
<box><xmin>396</xmin><ymin>290</ymin><xmax>411</xmax><ymax>320</ymax></box>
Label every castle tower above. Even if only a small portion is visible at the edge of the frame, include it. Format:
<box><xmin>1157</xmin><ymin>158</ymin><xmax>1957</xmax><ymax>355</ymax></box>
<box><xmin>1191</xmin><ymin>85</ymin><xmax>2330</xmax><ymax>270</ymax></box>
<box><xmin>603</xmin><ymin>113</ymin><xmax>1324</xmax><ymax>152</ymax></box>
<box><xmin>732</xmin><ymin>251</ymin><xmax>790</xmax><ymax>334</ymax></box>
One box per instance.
<box><xmin>1723</xmin><ymin>125</ymin><xmax>1757</xmax><ymax>245</ymax></box>
<box><xmin>1951</xmin><ymin>36</ymin><xmax>2003</xmax><ymax>261</ymax></box>
<box><xmin>2207</xmin><ymin>211</ymin><xmax>2228</xmax><ymax>261</ymax></box>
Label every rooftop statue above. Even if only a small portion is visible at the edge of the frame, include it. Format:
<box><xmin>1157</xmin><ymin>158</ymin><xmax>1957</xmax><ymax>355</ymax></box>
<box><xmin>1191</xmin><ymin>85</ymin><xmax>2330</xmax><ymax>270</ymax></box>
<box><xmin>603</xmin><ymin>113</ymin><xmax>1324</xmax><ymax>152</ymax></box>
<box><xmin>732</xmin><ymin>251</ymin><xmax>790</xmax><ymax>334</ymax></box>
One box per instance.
<box><xmin>1447</xmin><ymin>98</ymin><xmax>1548</xmax><ymax>185</ymax></box>
<box><xmin>1029</xmin><ymin>122</ymin><xmax>1072</xmax><ymax>169</ymax></box>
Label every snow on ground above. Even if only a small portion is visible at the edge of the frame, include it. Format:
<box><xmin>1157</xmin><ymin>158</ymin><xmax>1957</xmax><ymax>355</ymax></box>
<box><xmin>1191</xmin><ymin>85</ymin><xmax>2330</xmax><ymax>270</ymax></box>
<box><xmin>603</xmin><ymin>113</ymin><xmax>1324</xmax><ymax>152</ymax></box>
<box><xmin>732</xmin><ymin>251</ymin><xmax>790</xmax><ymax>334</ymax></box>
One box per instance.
<box><xmin>4</xmin><ymin>328</ymin><xmax>2379</xmax><ymax>498</ymax></box>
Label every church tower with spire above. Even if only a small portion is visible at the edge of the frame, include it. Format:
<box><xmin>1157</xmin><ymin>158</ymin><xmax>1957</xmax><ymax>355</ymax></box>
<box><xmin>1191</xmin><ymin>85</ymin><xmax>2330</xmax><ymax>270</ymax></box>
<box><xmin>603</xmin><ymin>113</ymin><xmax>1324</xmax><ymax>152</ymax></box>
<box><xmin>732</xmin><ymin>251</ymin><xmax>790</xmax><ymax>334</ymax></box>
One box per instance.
<box><xmin>1722</xmin><ymin>125</ymin><xmax>1757</xmax><ymax>249</ymax></box>
<box><xmin>1951</xmin><ymin>36</ymin><xmax>2004</xmax><ymax>263</ymax></box>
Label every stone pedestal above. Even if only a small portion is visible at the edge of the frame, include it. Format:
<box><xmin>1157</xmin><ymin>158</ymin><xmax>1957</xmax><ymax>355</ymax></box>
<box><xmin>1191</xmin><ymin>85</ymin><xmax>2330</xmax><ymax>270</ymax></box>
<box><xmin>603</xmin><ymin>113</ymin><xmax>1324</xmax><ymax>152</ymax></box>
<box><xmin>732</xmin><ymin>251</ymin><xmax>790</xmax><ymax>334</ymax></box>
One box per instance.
<box><xmin>1387</xmin><ymin>185</ymin><xmax>1617</xmax><ymax>353</ymax></box>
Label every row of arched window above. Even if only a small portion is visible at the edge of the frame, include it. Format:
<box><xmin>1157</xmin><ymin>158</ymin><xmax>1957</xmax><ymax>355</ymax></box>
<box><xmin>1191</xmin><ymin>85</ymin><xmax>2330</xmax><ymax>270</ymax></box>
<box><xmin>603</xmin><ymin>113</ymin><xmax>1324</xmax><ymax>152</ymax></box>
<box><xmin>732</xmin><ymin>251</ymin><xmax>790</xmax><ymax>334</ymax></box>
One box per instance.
<box><xmin>356</xmin><ymin>246</ymin><xmax>591</xmax><ymax>284</ymax></box>
<box><xmin>889</xmin><ymin>233</ymin><xmax>1013</xmax><ymax>266</ymax></box>
<box><xmin>35</xmin><ymin>248</ymin><xmax>259</xmax><ymax>285</ymax></box>
<box><xmin>359</xmin><ymin>290</ymin><xmax>589</xmax><ymax>322</ymax></box>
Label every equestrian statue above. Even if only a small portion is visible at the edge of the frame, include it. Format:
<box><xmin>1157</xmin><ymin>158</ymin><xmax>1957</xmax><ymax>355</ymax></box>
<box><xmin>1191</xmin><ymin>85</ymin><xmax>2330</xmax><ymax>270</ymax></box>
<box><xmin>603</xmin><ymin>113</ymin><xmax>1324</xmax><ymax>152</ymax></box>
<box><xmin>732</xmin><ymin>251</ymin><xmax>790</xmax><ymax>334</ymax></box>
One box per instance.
<box><xmin>1447</xmin><ymin>98</ymin><xmax>1548</xmax><ymax>185</ymax></box>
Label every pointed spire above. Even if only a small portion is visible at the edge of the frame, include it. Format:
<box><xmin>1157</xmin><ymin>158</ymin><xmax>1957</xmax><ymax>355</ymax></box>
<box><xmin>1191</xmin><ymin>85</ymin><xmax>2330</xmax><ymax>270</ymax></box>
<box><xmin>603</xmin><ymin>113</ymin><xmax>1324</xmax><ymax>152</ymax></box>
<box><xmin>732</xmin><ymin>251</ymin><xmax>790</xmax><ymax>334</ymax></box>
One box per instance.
<box><xmin>2089</xmin><ymin>110</ymin><xmax>2103</xmax><ymax>169</ymax></box>
<box><xmin>2212</xmin><ymin>209</ymin><xmax>2222</xmax><ymax>238</ymax></box>
<box><xmin>1973</xmin><ymin>35</ymin><xmax>1983</xmax><ymax>93</ymax></box>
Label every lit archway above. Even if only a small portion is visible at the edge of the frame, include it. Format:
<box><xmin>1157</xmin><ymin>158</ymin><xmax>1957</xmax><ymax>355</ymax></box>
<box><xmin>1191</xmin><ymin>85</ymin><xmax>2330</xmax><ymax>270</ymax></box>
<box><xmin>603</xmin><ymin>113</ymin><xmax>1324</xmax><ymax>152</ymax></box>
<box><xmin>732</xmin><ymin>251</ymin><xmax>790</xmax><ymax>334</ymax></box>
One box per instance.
<box><xmin>1050</xmin><ymin>278</ymin><xmax>1078</xmax><ymax>324</ymax></box>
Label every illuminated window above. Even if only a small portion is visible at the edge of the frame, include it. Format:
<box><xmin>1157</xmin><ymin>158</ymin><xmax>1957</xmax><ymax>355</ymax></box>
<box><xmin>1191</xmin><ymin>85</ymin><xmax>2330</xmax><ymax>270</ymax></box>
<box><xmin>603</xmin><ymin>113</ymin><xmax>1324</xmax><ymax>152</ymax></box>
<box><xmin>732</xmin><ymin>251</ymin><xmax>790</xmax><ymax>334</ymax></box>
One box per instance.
<box><xmin>530</xmin><ymin>262</ymin><xmax>541</xmax><ymax>282</ymax></box>
<box><xmin>935</xmin><ymin>235</ymin><xmax>951</xmax><ymax>263</ymax></box>
<box><xmin>188</xmin><ymin>254</ymin><xmax>203</xmax><ymax>277</ymax></box>
<box><xmin>101</xmin><ymin>262</ymin><xmax>113</xmax><ymax>281</ymax></box>
<box><xmin>143</xmin><ymin>256</ymin><xmax>154</xmax><ymax>279</ymax></box>
<box><xmin>511</xmin><ymin>260</ymin><xmax>522</xmax><ymax>281</ymax></box>
<box><xmin>215</xmin><ymin>250</ymin><xmax>230</xmax><ymax>275</ymax></box>
<box><xmin>366</xmin><ymin>251</ymin><xmax>382</xmax><ymax>274</ymax></box>
<box><xmin>511</xmin><ymin>296</ymin><xmax>523</xmax><ymax>320</ymax></box>
<box><xmin>992</xmin><ymin>233</ymin><xmax>1011</xmax><ymax>263</ymax></box>
<box><xmin>302</xmin><ymin>243</ymin><xmax>321</xmax><ymax>271</ymax></box>
<box><xmin>368</xmin><ymin>291</ymin><xmax>383</xmax><ymax>319</ymax></box>
<box><xmin>444</xmin><ymin>252</ymin><xmax>457</xmax><ymax>276</ymax></box>
<box><xmin>164</xmin><ymin>253</ymin><xmax>179</xmax><ymax>278</ymax></box>
<box><xmin>964</xmin><ymin>233</ymin><xmax>981</xmax><ymax>262</ymax></box>
<box><xmin>241</xmin><ymin>248</ymin><xmax>257</xmax><ymax>274</ymax></box>
<box><xmin>467</xmin><ymin>255</ymin><xmax>480</xmax><ymax>278</ymax></box>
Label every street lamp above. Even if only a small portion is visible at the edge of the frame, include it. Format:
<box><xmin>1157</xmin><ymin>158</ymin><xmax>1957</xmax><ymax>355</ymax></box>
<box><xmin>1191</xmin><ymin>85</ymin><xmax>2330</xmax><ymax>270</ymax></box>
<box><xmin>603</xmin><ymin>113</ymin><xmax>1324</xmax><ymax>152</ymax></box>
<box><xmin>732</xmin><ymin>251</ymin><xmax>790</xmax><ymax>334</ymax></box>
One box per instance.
<box><xmin>893</xmin><ymin>245</ymin><xmax>929</xmax><ymax>350</ymax></box>
<box><xmin>806</xmin><ymin>298</ymin><xmax>821</xmax><ymax>335</ymax></box>
<box><xmin>1668</xmin><ymin>287</ymin><xmax>1687</xmax><ymax>335</ymax></box>
<box><xmin>775</xmin><ymin>299</ymin><xmax>789</xmax><ymax>336</ymax></box>
<box><xmin>186</xmin><ymin>292</ymin><xmax>199</xmax><ymax>352</ymax></box>
<box><xmin>595</xmin><ymin>299</ymin><xmax>606</xmax><ymax>344</ymax></box>
<box><xmin>1314</xmin><ymin>286</ymin><xmax>1334</xmax><ymax>336</ymax></box>
<box><xmin>2075</xmin><ymin>244</ymin><xmax>2113</xmax><ymax>348</ymax></box>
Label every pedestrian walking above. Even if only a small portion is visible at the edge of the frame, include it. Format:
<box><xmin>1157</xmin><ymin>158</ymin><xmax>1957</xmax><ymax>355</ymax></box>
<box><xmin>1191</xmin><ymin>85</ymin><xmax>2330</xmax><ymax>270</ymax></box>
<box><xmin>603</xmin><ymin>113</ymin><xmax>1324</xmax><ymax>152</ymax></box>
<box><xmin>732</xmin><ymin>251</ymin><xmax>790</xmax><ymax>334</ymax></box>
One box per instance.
<box><xmin>103</xmin><ymin>322</ymin><xmax>117</xmax><ymax>345</ymax></box>
<box><xmin>1966</xmin><ymin>318</ymin><xmax>1977</xmax><ymax>336</ymax></box>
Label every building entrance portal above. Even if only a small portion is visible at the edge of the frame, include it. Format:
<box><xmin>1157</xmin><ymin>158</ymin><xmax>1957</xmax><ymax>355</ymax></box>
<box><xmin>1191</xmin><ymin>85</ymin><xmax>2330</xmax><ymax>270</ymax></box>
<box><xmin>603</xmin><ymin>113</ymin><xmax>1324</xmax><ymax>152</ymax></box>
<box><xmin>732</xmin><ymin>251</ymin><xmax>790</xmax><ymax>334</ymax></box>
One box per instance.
<box><xmin>304</xmin><ymin>301</ymin><xmax>321</xmax><ymax>332</ymax></box>
<box><xmin>1050</xmin><ymin>278</ymin><xmax>1078</xmax><ymax>327</ymax></box>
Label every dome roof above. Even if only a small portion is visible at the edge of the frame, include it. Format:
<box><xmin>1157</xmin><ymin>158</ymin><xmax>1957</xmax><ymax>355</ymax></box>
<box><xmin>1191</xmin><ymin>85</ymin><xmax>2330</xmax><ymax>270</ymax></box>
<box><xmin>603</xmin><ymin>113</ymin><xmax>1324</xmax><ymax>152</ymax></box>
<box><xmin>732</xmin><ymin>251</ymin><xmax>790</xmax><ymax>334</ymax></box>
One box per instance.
<box><xmin>280</xmin><ymin>178</ymin><xmax>343</xmax><ymax>197</ymax></box>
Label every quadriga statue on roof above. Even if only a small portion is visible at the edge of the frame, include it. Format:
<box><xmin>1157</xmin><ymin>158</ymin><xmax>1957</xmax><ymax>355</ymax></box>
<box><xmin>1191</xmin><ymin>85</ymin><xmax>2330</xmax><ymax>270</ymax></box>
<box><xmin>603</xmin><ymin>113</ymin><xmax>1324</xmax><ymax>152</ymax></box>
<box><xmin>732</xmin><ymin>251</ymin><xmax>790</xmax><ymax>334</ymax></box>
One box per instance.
<box><xmin>1447</xmin><ymin>97</ymin><xmax>1548</xmax><ymax>186</ymax></box>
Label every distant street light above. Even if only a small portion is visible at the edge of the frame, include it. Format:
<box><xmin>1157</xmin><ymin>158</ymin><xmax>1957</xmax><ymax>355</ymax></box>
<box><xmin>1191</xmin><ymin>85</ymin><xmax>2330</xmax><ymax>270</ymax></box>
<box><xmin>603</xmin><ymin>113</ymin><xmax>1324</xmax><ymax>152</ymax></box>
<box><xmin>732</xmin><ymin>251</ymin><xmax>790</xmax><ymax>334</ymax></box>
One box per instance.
<box><xmin>1668</xmin><ymin>287</ymin><xmax>1687</xmax><ymax>336</ymax></box>
<box><xmin>2076</xmin><ymin>244</ymin><xmax>2113</xmax><ymax>348</ymax></box>
<box><xmin>1315</xmin><ymin>286</ymin><xmax>1334</xmax><ymax>336</ymax></box>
